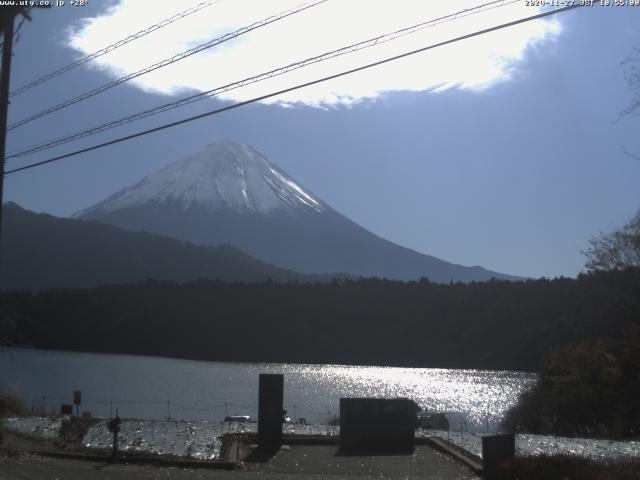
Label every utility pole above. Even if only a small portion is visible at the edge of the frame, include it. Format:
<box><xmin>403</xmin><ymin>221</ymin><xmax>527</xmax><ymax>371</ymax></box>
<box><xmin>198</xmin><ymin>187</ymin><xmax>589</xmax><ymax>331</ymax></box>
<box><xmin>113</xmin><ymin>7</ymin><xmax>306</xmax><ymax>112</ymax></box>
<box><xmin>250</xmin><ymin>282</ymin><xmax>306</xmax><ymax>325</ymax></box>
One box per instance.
<box><xmin>0</xmin><ymin>7</ymin><xmax>18</xmax><ymax>253</ymax></box>
<box><xmin>0</xmin><ymin>5</ymin><xmax>44</xmax><ymax>269</ymax></box>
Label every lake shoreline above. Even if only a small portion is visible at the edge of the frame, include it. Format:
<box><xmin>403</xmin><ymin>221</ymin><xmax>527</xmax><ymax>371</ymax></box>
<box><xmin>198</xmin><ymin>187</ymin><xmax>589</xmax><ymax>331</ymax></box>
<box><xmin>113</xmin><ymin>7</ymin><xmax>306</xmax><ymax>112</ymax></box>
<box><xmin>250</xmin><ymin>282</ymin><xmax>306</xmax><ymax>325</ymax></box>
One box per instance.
<box><xmin>1</xmin><ymin>347</ymin><xmax>534</xmax><ymax>432</ymax></box>
<box><xmin>1</xmin><ymin>345</ymin><xmax>538</xmax><ymax>373</ymax></box>
<box><xmin>3</xmin><ymin>416</ymin><xmax>640</xmax><ymax>462</ymax></box>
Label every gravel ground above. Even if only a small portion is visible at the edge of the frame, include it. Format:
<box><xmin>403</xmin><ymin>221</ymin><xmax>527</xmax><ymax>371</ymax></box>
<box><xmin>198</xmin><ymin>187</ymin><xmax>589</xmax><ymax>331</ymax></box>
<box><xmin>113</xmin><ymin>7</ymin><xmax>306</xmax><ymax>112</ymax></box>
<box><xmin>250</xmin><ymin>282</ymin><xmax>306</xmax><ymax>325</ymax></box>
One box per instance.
<box><xmin>0</xmin><ymin>445</ymin><xmax>479</xmax><ymax>480</ymax></box>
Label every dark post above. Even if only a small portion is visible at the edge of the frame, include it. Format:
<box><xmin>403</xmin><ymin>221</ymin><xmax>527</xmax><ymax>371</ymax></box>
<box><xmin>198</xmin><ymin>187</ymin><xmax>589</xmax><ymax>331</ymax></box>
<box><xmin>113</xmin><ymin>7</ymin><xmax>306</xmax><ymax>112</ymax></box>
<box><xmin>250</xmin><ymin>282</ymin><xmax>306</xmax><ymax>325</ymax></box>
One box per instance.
<box><xmin>482</xmin><ymin>433</ymin><xmax>515</xmax><ymax>480</ymax></box>
<box><xmin>73</xmin><ymin>390</ymin><xmax>81</xmax><ymax>416</ymax></box>
<box><xmin>0</xmin><ymin>9</ymin><xmax>16</xmax><ymax>258</ymax></box>
<box><xmin>257</xmin><ymin>373</ymin><xmax>284</xmax><ymax>449</ymax></box>
<box><xmin>107</xmin><ymin>409</ymin><xmax>121</xmax><ymax>459</ymax></box>
<box><xmin>0</xmin><ymin>5</ymin><xmax>47</xmax><ymax>267</ymax></box>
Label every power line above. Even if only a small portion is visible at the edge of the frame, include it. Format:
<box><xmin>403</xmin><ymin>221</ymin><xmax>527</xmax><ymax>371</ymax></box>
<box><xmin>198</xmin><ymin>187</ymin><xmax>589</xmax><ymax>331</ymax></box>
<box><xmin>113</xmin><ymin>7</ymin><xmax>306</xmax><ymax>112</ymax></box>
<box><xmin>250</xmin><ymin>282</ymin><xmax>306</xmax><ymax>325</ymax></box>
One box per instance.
<box><xmin>171</xmin><ymin>402</ymin><xmax>227</xmax><ymax>411</ymax></box>
<box><xmin>6</xmin><ymin>0</ymin><xmax>328</xmax><ymax>131</ymax></box>
<box><xmin>7</xmin><ymin>0</ymin><xmax>519</xmax><ymax>160</ymax></box>
<box><xmin>8</xmin><ymin>0</ymin><xmax>224</xmax><ymax>98</ymax></box>
<box><xmin>4</xmin><ymin>4</ymin><xmax>583</xmax><ymax>176</ymax></box>
<box><xmin>8</xmin><ymin>0</ymin><xmax>515</xmax><ymax>158</ymax></box>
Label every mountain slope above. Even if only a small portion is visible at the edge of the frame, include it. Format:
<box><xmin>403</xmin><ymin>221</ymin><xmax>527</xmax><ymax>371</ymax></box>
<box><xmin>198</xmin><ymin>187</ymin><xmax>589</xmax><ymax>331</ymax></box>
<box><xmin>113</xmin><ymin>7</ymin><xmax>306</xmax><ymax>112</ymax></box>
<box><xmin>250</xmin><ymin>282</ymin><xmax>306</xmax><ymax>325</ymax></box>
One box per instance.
<box><xmin>76</xmin><ymin>141</ymin><xmax>519</xmax><ymax>282</ymax></box>
<box><xmin>0</xmin><ymin>202</ymin><xmax>320</xmax><ymax>290</ymax></box>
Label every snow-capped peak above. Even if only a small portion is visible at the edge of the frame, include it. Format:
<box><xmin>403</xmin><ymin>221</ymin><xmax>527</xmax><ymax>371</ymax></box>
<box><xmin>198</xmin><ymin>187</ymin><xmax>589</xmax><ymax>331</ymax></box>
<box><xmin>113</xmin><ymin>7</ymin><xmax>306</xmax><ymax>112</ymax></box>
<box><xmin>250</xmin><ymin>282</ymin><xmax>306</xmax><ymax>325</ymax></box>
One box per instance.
<box><xmin>74</xmin><ymin>141</ymin><xmax>325</xmax><ymax>216</ymax></box>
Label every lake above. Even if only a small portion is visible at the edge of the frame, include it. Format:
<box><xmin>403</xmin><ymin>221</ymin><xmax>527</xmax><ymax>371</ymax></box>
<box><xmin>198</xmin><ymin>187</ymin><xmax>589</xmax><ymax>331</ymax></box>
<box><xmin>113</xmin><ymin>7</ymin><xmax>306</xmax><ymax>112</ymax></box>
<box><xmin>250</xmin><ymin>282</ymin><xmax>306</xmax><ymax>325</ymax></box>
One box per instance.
<box><xmin>0</xmin><ymin>347</ymin><xmax>535</xmax><ymax>431</ymax></box>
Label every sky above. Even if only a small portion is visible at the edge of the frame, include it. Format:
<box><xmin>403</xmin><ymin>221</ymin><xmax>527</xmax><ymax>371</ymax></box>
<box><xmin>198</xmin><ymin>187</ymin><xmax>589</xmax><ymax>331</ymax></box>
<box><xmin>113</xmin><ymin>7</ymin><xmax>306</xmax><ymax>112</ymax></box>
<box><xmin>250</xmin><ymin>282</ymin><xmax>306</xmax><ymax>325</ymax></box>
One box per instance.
<box><xmin>2</xmin><ymin>0</ymin><xmax>640</xmax><ymax>279</ymax></box>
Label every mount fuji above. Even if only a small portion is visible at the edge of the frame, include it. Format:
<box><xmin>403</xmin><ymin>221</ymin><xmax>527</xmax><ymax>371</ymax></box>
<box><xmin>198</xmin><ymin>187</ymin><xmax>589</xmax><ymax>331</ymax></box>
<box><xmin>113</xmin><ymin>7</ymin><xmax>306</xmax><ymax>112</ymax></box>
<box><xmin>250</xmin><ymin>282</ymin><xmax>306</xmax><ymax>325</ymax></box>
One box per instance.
<box><xmin>75</xmin><ymin>141</ymin><xmax>518</xmax><ymax>282</ymax></box>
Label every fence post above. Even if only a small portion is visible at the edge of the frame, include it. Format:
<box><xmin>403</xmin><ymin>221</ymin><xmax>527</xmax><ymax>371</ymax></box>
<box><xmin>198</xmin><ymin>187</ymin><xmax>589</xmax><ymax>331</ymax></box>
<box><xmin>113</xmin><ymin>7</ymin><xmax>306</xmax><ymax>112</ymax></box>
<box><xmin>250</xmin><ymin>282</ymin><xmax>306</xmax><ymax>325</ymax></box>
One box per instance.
<box><xmin>108</xmin><ymin>409</ymin><xmax>121</xmax><ymax>460</ymax></box>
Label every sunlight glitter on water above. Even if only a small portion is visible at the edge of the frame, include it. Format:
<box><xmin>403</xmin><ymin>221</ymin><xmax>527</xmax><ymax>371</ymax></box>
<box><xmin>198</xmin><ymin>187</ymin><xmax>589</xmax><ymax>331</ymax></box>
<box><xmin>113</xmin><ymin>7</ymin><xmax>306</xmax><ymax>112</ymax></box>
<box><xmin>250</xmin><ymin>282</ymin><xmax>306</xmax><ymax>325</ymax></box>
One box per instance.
<box><xmin>270</xmin><ymin>364</ymin><xmax>534</xmax><ymax>430</ymax></box>
<box><xmin>1</xmin><ymin>348</ymin><xmax>534</xmax><ymax>430</ymax></box>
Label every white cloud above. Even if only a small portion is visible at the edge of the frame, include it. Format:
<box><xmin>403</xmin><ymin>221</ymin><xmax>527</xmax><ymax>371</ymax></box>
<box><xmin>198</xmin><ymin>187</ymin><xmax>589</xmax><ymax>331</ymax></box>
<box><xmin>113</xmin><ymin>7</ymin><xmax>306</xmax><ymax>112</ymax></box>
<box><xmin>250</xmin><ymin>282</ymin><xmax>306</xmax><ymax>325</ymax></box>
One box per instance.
<box><xmin>66</xmin><ymin>0</ymin><xmax>562</xmax><ymax>107</ymax></box>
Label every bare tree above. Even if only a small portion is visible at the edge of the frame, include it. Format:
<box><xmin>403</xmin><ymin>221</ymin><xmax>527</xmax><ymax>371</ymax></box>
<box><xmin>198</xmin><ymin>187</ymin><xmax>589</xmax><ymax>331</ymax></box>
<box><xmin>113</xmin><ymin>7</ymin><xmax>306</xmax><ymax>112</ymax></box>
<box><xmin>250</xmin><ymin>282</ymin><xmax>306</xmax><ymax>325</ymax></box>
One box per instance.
<box><xmin>619</xmin><ymin>47</ymin><xmax>640</xmax><ymax>121</ymax></box>
<box><xmin>584</xmin><ymin>210</ymin><xmax>640</xmax><ymax>271</ymax></box>
<box><xmin>618</xmin><ymin>48</ymin><xmax>640</xmax><ymax>159</ymax></box>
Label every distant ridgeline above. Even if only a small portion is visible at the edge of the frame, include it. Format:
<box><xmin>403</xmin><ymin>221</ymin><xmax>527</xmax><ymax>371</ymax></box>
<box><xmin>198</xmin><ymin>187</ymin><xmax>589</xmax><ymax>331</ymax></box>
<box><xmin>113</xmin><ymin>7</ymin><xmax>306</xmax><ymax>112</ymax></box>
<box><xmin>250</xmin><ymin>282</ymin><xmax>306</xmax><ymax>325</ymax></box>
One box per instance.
<box><xmin>0</xmin><ymin>202</ymin><xmax>339</xmax><ymax>290</ymax></box>
<box><xmin>1</xmin><ymin>268</ymin><xmax>638</xmax><ymax>371</ymax></box>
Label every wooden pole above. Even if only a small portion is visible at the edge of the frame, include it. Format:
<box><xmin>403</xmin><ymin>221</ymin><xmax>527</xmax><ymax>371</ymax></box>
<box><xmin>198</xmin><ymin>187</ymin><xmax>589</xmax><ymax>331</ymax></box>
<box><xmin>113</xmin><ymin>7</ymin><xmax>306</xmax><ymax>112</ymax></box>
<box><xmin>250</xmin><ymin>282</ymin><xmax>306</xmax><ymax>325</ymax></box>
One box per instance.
<box><xmin>0</xmin><ymin>9</ymin><xmax>16</xmax><ymax>263</ymax></box>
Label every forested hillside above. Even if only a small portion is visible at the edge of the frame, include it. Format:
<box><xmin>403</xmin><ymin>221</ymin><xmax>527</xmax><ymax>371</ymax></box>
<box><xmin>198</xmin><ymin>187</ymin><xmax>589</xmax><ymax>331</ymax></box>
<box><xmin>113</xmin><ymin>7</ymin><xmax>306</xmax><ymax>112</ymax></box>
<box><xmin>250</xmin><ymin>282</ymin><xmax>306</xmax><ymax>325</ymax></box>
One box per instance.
<box><xmin>0</xmin><ymin>202</ymin><xmax>326</xmax><ymax>290</ymax></box>
<box><xmin>2</xmin><ymin>268</ymin><xmax>638</xmax><ymax>371</ymax></box>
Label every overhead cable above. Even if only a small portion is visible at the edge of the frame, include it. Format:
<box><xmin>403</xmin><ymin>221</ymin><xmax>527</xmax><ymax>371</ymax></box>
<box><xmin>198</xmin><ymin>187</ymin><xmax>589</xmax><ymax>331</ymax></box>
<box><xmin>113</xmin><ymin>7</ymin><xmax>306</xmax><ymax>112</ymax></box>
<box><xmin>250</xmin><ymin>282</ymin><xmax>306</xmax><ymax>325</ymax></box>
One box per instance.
<box><xmin>5</xmin><ymin>4</ymin><xmax>584</xmax><ymax>176</ymax></box>
<box><xmin>9</xmin><ymin>0</ymin><xmax>224</xmax><ymax>97</ymax></box>
<box><xmin>7</xmin><ymin>0</ymin><xmax>328</xmax><ymax>131</ymax></box>
<box><xmin>7</xmin><ymin>0</ymin><xmax>518</xmax><ymax>159</ymax></box>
